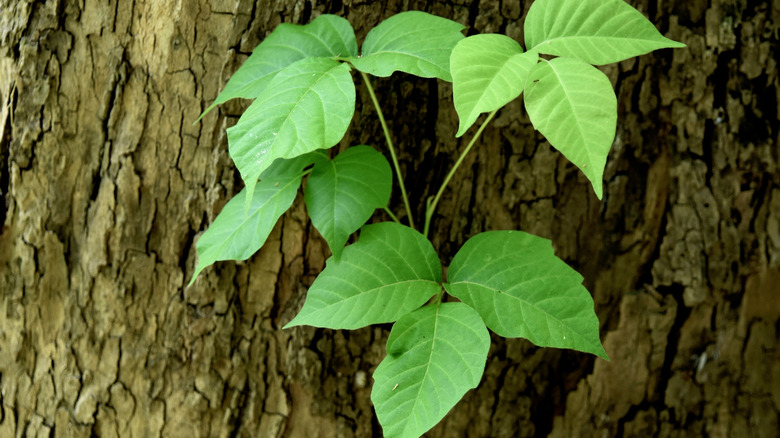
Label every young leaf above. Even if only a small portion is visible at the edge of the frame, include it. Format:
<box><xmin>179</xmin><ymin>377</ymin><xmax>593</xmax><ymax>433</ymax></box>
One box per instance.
<box><xmin>284</xmin><ymin>222</ymin><xmax>441</xmax><ymax>330</ymax></box>
<box><xmin>227</xmin><ymin>57</ymin><xmax>355</xmax><ymax>209</ymax></box>
<box><xmin>372</xmin><ymin>302</ymin><xmax>490</xmax><ymax>438</ymax></box>
<box><xmin>524</xmin><ymin>57</ymin><xmax>616</xmax><ymax>199</ymax></box>
<box><xmin>348</xmin><ymin>11</ymin><xmax>465</xmax><ymax>81</ymax></box>
<box><xmin>199</xmin><ymin>14</ymin><xmax>357</xmax><ymax>120</ymax></box>
<box><xmin>444</xmin><ymin>231</ymin><xmax>608</xmax><ymax>359</ymax></box>
<box><xmin>305</xmin><ymin>146</ymin><xmax>392</xmax><ymax>259</ymax></box>
<box><xmin>451</xmin><ymin>34</ymin><xmax>538</xmax><ymax>137</ymax></box>
<box><xmin>189</xmin><ymin>154</ymin><xmax>316</xmax><ymax>285</ymax></box>
<box><xmin>524</xmin><ymin>0</ymin><xmax>685</xmax><ymax>65</ymax></box>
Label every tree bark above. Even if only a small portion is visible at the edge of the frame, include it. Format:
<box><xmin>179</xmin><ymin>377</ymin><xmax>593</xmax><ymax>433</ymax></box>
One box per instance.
<box><xmin>1</xmin><ymin>0</ymin><xmax>777</xmax><ymax>437</ymax></box>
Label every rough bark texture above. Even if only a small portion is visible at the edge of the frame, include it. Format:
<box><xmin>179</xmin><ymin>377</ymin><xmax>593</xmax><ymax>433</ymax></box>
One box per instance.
<box><xmin>1</xmin><ymin>0</ymin><xmax>778</xmax><ymax>437</ymax></box>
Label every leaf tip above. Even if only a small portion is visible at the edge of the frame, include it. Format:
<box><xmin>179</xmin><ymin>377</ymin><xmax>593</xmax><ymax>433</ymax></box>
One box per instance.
<box><xmin>283</xmin><ymin>313</ymin><xmax>307</xmax><ymax>329</ymax></box>
<box><xmin>195</xmin><ymin>102</ymin><xmax>217</xmax><ymax>124</ymax></box>
<box><xmin>594</xmin><ymin>186</ymin><xmax>603</xmax><ymax>200</ymax></box>
<box><xmin>187</xmin><ymin>262</ymin><xmax>206</xmax><ymax>288</ymax></box>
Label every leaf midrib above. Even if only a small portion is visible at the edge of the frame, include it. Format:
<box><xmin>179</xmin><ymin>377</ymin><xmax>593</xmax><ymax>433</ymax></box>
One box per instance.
<box><xmin>406</xmin><ymin>304</ymin><xmax>440</xmax><ymax>436</ymax></box>
<box><xmin>299</xmin><ymin>279</ymin><xmax>441</xmax><ymax>322</ymax></box>
<box><xmin>531</xmin><ymin>34</ymin><xmax>672</xmax><ymax>53</ymax></box>
<box><xmin>258</xmin><ymin>60</ymin><xmax>345</xmax><ymax>170</ymax></box>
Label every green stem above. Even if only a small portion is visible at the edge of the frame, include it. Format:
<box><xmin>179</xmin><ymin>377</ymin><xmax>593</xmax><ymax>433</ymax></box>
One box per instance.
<box><xmin>423</xmin><ymin>110</ymin><xmax>497</xmax><ymax>237</ymax></box>
<box><xmin>383</xmin><ymin>206</ymin><xmax>401</xmax><ymax>224</ymax></box>
<box><xmin>360</xmin><ymin>71</ymin><xmax>416</xmax><ymax>230</ymax></box>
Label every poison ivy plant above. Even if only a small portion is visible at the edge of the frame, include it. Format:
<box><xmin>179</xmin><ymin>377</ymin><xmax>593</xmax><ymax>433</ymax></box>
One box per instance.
<box><xmin>192</xmin><ymin>3</ymin><xmax>684</xmax><ymax>436</ymax></box>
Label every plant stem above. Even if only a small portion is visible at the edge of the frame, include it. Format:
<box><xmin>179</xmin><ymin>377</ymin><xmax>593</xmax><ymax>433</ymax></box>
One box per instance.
<box><xmin>383</xmin><ymin>206</ymin><xmax>401</xmax><ymax>224</ymax></box>
<box><xmin>423</xmin><ymin>110</ymin><xmax>497</xmax><ymax>237</ymax></box>
<box><xmin>360</xmin><ymin>71</ymin><xmax>416</xmax><ymax>230</ymax></box>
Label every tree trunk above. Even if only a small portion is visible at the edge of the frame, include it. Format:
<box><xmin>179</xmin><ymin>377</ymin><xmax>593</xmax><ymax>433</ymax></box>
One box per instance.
<box><xmin>1</xmin><ymin>0</ymin><xmax>777</xmax><ymax>437</ymax></box>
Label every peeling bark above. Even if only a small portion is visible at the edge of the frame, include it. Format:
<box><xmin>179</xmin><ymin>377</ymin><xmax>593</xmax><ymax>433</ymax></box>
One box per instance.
<box><xmin>1</xmin><ymin>0</ymin><xmax>777</xmax><ymax>437</ymax></box>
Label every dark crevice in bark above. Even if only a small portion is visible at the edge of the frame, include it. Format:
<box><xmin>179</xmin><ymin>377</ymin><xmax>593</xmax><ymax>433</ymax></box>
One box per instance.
<box><xmin>179</xmin><ymin>226</ymin><xmax>197</xmax><ymax>282</ymax></box>
<box><xmin>740</xmin><ymin>76</ymin><xmax>776</xmax><ymax>145</ymax></box>
<box><xmin>638</xmin><ymin>220</ymin><xmax>669</xmax><ymax>291</ymax></box>
<box><xmin>110</xmin><ymin>0</ymin><xmax>119</xmax><ymax>33</ymax></box>
<box><xmin>615</xmin><ymin>286</ymin><xmax>695</xmax><ymax>436</ymax></box>
<box><xmin>747</xmin><ymin>173</ymin><xmax>771</xmax><ymax>234</ymax></box>
<box><xmin>646</xmin><ymin>0</ymin><xmax>658</xmax><ymax>22</ymax></box>
<box><xmin>301</xmin><ymin>0</ymin><xmax>312</xmax><ymax>24</ymax></box>
<box><xmin>309</xmin><ymin>328</ymin><xmax>331</xmax><ymax>374</ymax></box>
<box><xmin>267</xmin><ymin>226</ymin><xmax>289</xmax><ymax>328</ymax></box>
<box><xmin>0</xmin><ymin>372</ymin><xmax>4</xmax><ymax>424</ymax></box>
<box><xmin>701</xmin><ymin>118</ymin><xmax>715</xmax><ymax>186</ymax></box>
<box><xmin>336</xmin><ymin>413</ymin><xmax>358</xmax><ymax>436</ymax></box>
<box><xmin>658</xmin><ymin>284</ymin><xmax>690</xmax><ymax>380</ymax></box>
<box><xmin>328</xmin><ymin>0</ymin><xmax>345</xmax><ymax>15</ymax></box>
<box><xmin>0</xmin><ymin>100</ymin><xmax>10</xmax><ymax>227</ymax></box>
<box><xmin>466</xmin><ymin>0</ymin><xmax>481</xmax><ymax>34</ymax></box>
<box><xmin>370</xmin><ymin>407</ymin><xmax>383</xmax><ymax>437</ymax></box>
<box><xmin>531</xmin><ymin>367</ymin><xmax>558</xmax><ymax>437</ymax></box>
<box><xmin>711</xmin><ymin>50</ymin><xmax>737</xmax><ymax>110</ymax></box>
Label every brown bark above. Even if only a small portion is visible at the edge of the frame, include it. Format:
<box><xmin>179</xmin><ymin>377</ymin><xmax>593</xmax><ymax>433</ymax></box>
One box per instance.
<box><xmin>1</xmin><ymin>0</ymin><xmax>777</xmax><ymax>437</ymax></box>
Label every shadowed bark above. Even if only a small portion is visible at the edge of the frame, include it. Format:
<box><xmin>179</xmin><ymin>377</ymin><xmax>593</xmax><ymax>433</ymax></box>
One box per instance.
<box><xmin>1</xmin><ymin>0</ymin><xmax>777</xmax><ymax>436</ymax></box>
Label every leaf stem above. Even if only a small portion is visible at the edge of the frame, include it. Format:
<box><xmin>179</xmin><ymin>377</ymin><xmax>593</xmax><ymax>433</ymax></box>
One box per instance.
<box><xmin>360</xmin><ymin>71</ymin><xmax>416</xmax><ymax>230</ymax></box>
<box><xmin>383</xmin><ymin>206</ymin><xmax>401</xmax><ymax>224</ymax></box>
<box><xmin>423</xmin><ymin>110</ymin><xmax>497</xmax><ymax>237</ymax></box>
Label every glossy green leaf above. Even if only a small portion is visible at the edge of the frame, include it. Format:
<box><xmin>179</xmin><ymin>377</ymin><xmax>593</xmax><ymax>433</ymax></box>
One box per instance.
<box><xmin>524</xmin><ymin>0</ymin><xmax>685</xmax><ymax>65</ymax></box>
<box><xmin>372</xmin><ymin>302</ymin><xmax>490</xmax><ymax>438</ymax></box>
<box><xmin>444</xmin><ymin>231</ymin><xmax>608</xmax><ymax>359</ymax></box>
<box><xmin>451</xmin><ymin>34</ymin><xmax>538</xmax><ymax>137</ymax></box>
<box><xmin>189</xmin><ymin>154</ymin><xmax>316</xmax><ymax>285</ymax></box>
<box><xmin>524</xmin><ymin>57</ymin><xmax>616</xmax><ymax>199</ymax></box>
<box><xmin>198</xmin><ymin>14</ymin><xmax>357</xmax><ymax>120</ymax></box>
<box><xmin>305</xmin><ymin>146</ymin><xmax>392</xmax><ymax>259</ymax></box>
<box><xmin>348</xmin><ymin>11</ymin><xmax>465</xmax><ymax>81</ymax></box>
<box><xmin>227</xmin><ymin>57</ymin><xmax>355</xmax><ymax>209</ymax></box>
<box><xmin>284</xmin><ymin>222</ymin><xmax>441</xmax><ymax>330</ymax></box>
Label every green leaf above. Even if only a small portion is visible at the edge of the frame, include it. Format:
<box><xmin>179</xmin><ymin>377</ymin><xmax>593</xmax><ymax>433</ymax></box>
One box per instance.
<box><xmin>284</xmin><ymin>222</ymin><xmax>441</xmax><ymax>330</ymax></box>
<box><xmin>305</xmin><ymin>146</ymin><xmax>392</xmax><ymax>259</ymax></box>
<box><xmin>444</xmin><ymin>231</ymin><xmax>608</xmax><ymax>359</ymax></box>
<box><xmin>227</xmin><ymin>57</ymin><xmax>355</xmax><ymax>209</ymax></box>
<box><xmin>451</xmin><ymin>34</ymin><xmax>538</xmax><ymax>137</ymax></box>
<box><xmin>348</xmin><ymin>11</ymin><xmax>465</xmax><ymax>81</ymax></box>
<box><xmin>372</xmin><ymin>302</ymin><xmax>490</xmax><ymax>438</ymax></box>
<box><xmin>524</xmin><ymin>0</ymin><xmax>685</xmax><ymax>65</ymax></box>
<box><xmin>524</xmin><ymin>57</ymin><xmax>616</xmax><ymax>199</ymax></box>
<box><xmin>198</xmin><ymin>14</ymin><xmax>357</xmax><ymax>120</ymax></box>
<box><xmin>189</xmin><ymin>154</ymin><xmax>316</xmax><ymax>285</ymax></box>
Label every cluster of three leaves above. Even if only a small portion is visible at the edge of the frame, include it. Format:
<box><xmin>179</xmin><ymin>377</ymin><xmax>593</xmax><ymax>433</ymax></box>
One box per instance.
<box><xmin>285</xmin><ymin>222</ymin><xmax>607</xmax><ymax>437</ymax></box>
<box><xmin>216</xmin><ymin>12</ymin><xmax>464</xmax><ymax>210</ymax></box>
<box><xmin>450</xmin><ymin>0</ymin><xmax>684</xmax><ymax>199</ymax></box>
